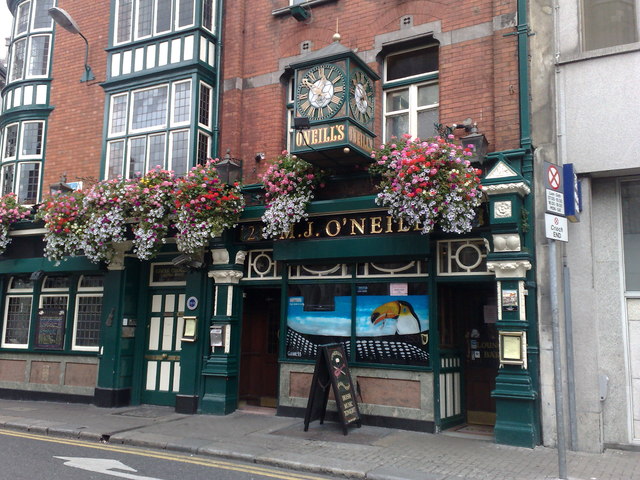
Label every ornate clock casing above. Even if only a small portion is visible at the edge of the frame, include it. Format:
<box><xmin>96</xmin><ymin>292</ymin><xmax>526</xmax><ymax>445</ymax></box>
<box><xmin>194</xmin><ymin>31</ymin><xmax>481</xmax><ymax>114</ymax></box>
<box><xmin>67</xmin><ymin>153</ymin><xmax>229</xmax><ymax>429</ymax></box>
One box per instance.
<box><xmin>290</xmin><ymin>42</ymin><xmax>380</xmax><ymax>167</ymax></box>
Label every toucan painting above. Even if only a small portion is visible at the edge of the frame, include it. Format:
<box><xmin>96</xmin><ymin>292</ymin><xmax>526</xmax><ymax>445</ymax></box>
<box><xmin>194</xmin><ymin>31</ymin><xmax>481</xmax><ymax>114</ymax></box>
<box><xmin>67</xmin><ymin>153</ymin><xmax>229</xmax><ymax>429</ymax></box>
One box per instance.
<box><xmin>286</xmin><ymin>295</ymin><xmax>429</xmax><ymax>365</ymax></box>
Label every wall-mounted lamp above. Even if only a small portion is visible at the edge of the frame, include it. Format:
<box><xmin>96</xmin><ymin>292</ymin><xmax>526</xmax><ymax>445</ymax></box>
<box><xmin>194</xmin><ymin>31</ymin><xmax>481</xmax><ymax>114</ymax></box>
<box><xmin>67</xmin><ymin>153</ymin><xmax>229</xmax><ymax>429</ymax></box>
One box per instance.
<box><xmin>290</xmin><ymin>4</ymin><xmax>311</xmax><ymax>21</ymax></box>
<box><xmin>49</xmin><ymin>174</ymin><xmax>74</xmax><ymax>195</ymax></box>
<box><xmin>453</xmin><ymin>119</ymin><xmax>489</xmax><ymax>164</ymax></box>
<box><xmin>171</xmin><ymin>254</ymin><xmax>204</xmax><ymax>270</ymax></box>
<box><xmin>48</xmin><ymin>7</ymin><xmax>95</xmax><ymax>83</ymax></box>
<box><xmin>255</xmin><ymin>152</ymin><xmax>265</xmax><ymax>162</ymax></box>
<box><xmin>293</xmin><ymin>117</ymin><xmax>311</xmax><ymax>130</ymax></box>
<box><xmin>217</xmin><ymin>149</ymin><xmax>243</xmax><ymax>184</ymax></box>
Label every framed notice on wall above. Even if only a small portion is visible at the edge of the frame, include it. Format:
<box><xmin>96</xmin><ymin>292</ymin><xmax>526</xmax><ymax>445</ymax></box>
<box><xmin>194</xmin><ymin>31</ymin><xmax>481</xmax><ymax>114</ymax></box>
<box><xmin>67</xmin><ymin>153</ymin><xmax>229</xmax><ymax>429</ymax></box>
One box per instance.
<box><xmin>35</xmin><ymin>308</ymin><xmax>66</xmax><ymax>350</ymax></box>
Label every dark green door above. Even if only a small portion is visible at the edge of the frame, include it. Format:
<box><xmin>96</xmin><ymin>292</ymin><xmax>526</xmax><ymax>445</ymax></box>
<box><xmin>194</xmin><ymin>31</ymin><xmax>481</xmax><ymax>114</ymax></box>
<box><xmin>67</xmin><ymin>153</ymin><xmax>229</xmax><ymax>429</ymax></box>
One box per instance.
<box><xmin>141</xmin><ymin>291</ymin><xmax>185</xmax><ymax>406</ymax></box>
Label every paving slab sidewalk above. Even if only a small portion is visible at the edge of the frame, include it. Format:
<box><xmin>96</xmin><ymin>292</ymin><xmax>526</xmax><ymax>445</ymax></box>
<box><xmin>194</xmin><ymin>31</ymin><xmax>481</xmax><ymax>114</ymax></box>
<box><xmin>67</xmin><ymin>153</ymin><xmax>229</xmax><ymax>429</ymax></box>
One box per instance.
<box><xmin>0</xmin><ymin>399</ymin><xmax>639</xmax><ymax>480</ymax></box>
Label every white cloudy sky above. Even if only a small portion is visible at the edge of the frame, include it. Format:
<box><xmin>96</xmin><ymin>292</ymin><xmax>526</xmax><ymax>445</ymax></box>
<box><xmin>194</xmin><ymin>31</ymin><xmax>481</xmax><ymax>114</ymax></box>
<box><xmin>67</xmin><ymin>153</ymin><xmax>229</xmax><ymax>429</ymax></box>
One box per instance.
<box><xmin>1</xmin><ymin>1</ymin><xmax>12</xmax><ymax>62</ymax></box>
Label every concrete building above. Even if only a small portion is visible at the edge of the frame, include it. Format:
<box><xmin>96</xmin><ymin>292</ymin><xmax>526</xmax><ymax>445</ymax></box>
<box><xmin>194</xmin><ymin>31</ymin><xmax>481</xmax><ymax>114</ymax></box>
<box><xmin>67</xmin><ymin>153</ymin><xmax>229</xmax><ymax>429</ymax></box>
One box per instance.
<box><xmin>0</xmin><ymin>0</ymin><xmax>543</xmax><ymax>448</ymax></box>
<box><xmin>530</xmin><ymin>0</ymin><xmax>640</xmax><ymax>452</ymax></box>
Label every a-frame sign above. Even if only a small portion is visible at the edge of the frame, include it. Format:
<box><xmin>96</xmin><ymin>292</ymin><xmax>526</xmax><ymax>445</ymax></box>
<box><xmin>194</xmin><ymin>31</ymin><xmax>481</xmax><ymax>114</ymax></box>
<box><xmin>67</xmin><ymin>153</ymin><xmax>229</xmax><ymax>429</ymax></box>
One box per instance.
<box><xmin>303</xmin><ymin>343</ymin><xmax>361</xmax><ymax>435</ymax></box>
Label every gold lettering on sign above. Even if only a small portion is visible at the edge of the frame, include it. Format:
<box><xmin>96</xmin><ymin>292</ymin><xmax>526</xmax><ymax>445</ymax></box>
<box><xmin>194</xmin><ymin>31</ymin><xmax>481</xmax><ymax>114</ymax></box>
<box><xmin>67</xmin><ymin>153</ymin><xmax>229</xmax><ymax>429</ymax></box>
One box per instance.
<box><xmin>350</xmin><ymin>218</ymin><xmax>366</xmax><ymax>235</ymax></box>
<box><xmin>242</xmin><ymin>214</ymin><xmax>425</xmax><ymax>242</ymax></box>
<box><xmin>370</xmin><ymin>216</ymin><xmax>383</xmax><ymax>234</ymax></box>
<box><xmin>303</xmin><ymin>222</ymin><xmax>315</xmax><ymax>238</ymax></box>
<box><xmin>325</xmin><ymin>219</ymin><xmax>341</xmax><ymax>237</ymax></box>
<box><xmin>348</xmin><ymin>125</ymin><xmax>374</xmax><ymax>153</ymax></box>
<box><xmin>398</xmin><ymin>218</ymin><xmax>411</xmax><ymax>232</ymax></box>
<box><xmin>295</xmin><ymin>125</ymin><xmax>346</xmax><ymax>148</ymax></box>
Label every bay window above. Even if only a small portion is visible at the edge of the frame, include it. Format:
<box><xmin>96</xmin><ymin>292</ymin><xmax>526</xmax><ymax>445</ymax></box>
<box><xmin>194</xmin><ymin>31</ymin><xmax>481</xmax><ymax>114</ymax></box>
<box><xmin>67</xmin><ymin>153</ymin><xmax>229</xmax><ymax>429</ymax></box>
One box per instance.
<box><xmin>1</xmin><ymin>121</ymin><xmax>45</xmax><ymax>204</ymax></box>
<box><xmin>114</xmin><ymin>0</ymin><xmax>201</xmax><ymax>45</ymax></box>
<box><xmin>106</xmin><ymin>79</ymin><xmax>212</xmax><ymax>178</ymax></box>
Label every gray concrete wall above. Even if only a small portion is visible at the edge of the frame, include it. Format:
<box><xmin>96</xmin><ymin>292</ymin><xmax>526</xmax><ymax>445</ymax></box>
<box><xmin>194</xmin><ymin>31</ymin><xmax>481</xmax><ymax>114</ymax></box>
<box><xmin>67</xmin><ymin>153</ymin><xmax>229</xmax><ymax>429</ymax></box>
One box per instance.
<box><xmin>529</xmin><ymin>0</ymin><xmax>639</xmax><ymax>452</ymax></box>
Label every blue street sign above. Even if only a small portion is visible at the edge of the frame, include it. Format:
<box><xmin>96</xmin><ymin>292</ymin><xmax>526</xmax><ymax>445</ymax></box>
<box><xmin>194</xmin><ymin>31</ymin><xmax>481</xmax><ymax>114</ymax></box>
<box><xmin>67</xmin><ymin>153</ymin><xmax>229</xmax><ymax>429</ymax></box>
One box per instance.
<box><xmin>563</xmin><ymin>164</ymin><xmax>581</xmax><ymax>223</ymax></box>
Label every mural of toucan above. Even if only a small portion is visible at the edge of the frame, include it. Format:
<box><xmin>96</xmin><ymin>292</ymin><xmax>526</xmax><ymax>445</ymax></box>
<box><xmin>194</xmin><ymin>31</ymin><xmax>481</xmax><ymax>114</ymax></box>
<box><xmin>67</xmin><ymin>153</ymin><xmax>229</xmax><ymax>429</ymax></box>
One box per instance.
<box><xmin>371</xmin><ymin>300</ymin><xmax>421</xmax><ymax>335</ymax></box>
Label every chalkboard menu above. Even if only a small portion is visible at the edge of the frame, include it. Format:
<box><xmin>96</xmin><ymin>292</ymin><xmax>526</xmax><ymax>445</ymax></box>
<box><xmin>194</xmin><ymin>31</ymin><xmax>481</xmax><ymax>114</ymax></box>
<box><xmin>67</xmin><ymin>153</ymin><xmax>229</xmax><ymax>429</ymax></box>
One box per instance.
<box><xmin>304</xmin><ymin>343</ymin><xmax>361</xmax><ymax>435</ymax></box>
<box><xmin>35</xmin><ymin>308</ymin><xmax>66</xmax><ymax>349</ymax></box>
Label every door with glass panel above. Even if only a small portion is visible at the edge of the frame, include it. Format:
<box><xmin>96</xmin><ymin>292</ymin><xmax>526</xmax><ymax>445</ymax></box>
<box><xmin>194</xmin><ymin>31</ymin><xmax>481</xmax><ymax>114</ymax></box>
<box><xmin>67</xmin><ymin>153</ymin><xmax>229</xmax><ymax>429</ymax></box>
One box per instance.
<box><xmin>141</xmin><ymin>291</ymin><xmax>185</xmax><ymax>406</ymax></box>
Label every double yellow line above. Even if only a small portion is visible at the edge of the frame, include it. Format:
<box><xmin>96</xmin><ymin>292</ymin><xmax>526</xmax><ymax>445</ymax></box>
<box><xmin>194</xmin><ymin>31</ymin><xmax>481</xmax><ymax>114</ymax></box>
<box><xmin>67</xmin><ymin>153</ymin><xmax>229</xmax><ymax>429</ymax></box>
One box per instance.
<box><xmin>0</xmin><ymin>428</ymin><xmax>329</xmax><ymax>480</ymax></box>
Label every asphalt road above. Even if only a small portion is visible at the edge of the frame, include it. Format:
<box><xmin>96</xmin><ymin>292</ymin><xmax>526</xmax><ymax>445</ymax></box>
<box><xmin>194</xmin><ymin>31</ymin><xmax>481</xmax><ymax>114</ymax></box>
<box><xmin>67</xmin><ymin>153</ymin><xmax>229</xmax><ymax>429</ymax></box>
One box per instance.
<box><xmin>0</xmin><ymin>428</ymin><xmax>338</xmax><ymax>480</ymax></box>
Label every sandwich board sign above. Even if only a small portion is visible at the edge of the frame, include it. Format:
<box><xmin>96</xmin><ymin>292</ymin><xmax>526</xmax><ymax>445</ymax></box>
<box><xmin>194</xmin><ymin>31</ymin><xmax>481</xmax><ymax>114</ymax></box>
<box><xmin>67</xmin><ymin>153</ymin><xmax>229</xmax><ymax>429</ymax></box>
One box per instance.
<box><xmin>304</xmin><ymin>343</ymin><xmax>361</xmax><ymax>435</ymax></box>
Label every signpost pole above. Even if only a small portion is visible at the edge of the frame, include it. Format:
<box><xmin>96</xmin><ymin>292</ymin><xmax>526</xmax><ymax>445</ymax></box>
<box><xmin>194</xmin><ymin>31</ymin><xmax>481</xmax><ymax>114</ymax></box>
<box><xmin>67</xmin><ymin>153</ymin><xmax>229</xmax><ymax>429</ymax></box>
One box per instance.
<box><xmin>549</xmin><ymin>239</ymin><xmax>567</xmax><ymax>479</ymax></box>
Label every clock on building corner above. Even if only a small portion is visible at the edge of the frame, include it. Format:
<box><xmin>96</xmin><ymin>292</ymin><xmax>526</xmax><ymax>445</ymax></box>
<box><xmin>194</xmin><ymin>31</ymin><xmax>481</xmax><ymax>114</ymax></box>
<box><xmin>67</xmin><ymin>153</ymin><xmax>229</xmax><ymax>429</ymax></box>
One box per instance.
<box><xmin>296</xmin><ymin>63</ymin><xmax>347</xmax><ymax>121</ymax></box>
<box><xmin>349</xmin><ymin>69</ymin><xmax>375</xmax><ymax>126</ymax></box>
<box><xmin>290</xmin><ymin>41</ymin><xmax>380</xmax><ymax>168</ymax></box>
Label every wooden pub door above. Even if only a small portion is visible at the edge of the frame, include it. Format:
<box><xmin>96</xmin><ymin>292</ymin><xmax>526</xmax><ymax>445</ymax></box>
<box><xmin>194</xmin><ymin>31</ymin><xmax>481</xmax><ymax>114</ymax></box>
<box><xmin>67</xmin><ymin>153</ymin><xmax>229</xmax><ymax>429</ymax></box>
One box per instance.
<box><xmin>239</xmin><ymin>288</ymin><xmax>281</xmax><ymax>408</ymax></box>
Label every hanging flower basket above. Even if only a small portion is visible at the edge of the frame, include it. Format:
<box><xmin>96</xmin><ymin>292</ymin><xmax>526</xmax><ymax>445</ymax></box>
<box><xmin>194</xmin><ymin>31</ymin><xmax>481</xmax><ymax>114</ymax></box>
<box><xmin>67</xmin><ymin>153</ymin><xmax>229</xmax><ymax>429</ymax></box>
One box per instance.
<box><xmin>0</xmin><ymin>193</ymin><xmax>31</xmax><ymax>255</ymax></box>
<box><xmin>36</xmin><ymin>160</ymin><xmax>244</xmax><ymax>264</ymax></box>
<box><xmin>173</xmin><ymin>159</ymin><xmax>244</xmax><ymax>254</ymax></box>
<box><xmin>369</xmin><ymin>134</ymin><xmax>483</xmax><ymax>234</ymax></box>
<box><xmin>260</xmin><ymin>151</ymin><xmax>325</xmax><ymax>239</ymax></box>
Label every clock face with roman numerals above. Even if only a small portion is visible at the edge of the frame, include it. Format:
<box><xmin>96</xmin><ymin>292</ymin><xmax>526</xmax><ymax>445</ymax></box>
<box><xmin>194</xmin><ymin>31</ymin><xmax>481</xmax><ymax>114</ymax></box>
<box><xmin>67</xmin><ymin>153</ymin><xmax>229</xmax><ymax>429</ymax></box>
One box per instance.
<box><xmin>296</xmin><ymin>64</ymin><xmax>346</xmax><ymax>121</ymax></box>
<box><xmin>349</xmin><ymin>70</ymin><xmax>375</xmax><ymax>125</ymax></box>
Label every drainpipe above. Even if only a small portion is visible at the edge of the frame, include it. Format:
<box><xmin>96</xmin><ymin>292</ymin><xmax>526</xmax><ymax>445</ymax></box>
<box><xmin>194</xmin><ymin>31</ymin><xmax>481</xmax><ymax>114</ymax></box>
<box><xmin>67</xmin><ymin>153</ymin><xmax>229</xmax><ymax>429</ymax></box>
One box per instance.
<box><xmin>212</xmin><ymin>0</ymin><xmax>224</xmax><ymax>157</ymax></box>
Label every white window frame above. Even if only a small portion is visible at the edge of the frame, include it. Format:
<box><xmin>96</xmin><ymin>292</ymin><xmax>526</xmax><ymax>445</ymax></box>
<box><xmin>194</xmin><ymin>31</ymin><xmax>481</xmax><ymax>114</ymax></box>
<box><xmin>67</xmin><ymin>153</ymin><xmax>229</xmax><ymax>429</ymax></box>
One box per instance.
<box><xmin>9</xmin><ymin>37</ymin><xmax>27</xmax><ymax>83</ymax></box>
<box><xmin>202</xmin><ymin>0</ymin><xmax>216</xmax><ymax>33</ymax></box>
<box><xmin>1</xmin><ymin>164</ymin><xmax>16</xmax><ymax>196</ymax></box>
<box><xmin>109</xmin><ymin>93</ymin><xmax>129</xmax><ymax>137</ymax></box>
<box><xmin>134</xmin><ymin>0</ymin><xmax>154</xmax><ymax>40</ymax></box>
<box><xmin>42</xmin><ymin>275</ymin><xmax>72</xmax><ymax>292</ymax></box>
<box><xmin>171</xmin><ymin>79</ymin><xmax>192</xmax><ymax>127</ymax></box>
<box><xmin>126</xmin><ymin>135</ymin><xmax>149</xmax><ymax>178</ymax></box>
<box><xmin>175</xmin><ymin>0</ymin><xmax>195</xmax><ymax>30</ymax></box>
<box><xmin>39</xmin><ymin>293</ymin><xmax>70</xmax><ymax>311</ymax></box>
<box><xmin>129</xmin><ymin>84</ymin><xmax>169</xmax><ymax>134</ymax></box>
<box><xmin>2</xmin><ymin>123</ymin><xmax>19</xmax><ymax>161</ymax></box>
<box><xmin>19</xmin><ymin>120</ymin><xmax>45</xmax><ymax>159</ymax></box>
<box><xmin>72</xmin><ymin>293</ymin><xmax>103</xmax><ymax>351</ymax></box>
<box><xmin>14</xmin><ymin>1</ymin><xmax>32</xmax><ymax>37</ymax></box>
<box><xmin>114</xmin><ymin>0</ymin><xmax>134</xmax><ymax>46</ymax></box>
<box><xmin>26</xmin><ymin>33</ymin><xmax>52</xmax><ymax>78</ymax></box>
<box><xmin>384</xmin><ymin>82</ymin><xmax>439</xmax><ymax>141</ymax></box>
<box><xmin>30</xmin><ymin>0</ymin><xmax>55</xmax><ymax>32</ymax></box>
<box><xmin>17</xmin><ymin>161</ymin><xmax>42</xmax><ymax>205</ymax></box>
<box><xmin>147</xmin><ymin>132</ymin><xmax>167</xmax><ymax>171</ymax></box>
<box><xmin>1</xmin><ymin>295</ymin><xmax>32</xmax><ymax>349</ymax></box>
<box><xmin>106</xmin><ymin>139</ymin><xmax>126</xmax><ymax>179</ymax></box>
<box><xmin>196</xmin><ymin>131</ymin><xmax>210</xmax><ymax>165</ymax></box>
<box><xmin>382</xmin><ymin>44</ymin><xmax>439</xmax><ymax>141</ymax></box>
<box><xmin>168</xmin><ymin>129</ymin><xmax>190</xmax><ymax>173</ymax></box>
<box><xmin>154</xmin><ymin>0</ymin><xmax>173</xmax><ymax>35</ymax></box>
<box><xmin>383</xmin><ymin>45</ymin><xmax>439</xmax><ymax>84</ymax></box>
<box><xmin>197</xmin><ymin>81</ymin><xmax>212</xmax><ymax>129</ymax></box>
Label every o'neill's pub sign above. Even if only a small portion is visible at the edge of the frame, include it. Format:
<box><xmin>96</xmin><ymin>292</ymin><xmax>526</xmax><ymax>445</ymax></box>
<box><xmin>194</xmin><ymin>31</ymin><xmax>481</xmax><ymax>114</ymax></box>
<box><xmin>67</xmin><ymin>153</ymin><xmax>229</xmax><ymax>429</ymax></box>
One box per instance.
<box><xmin>290</xmin><ymin>41</ymin><xmax>380</xmax><ymax>168</ymax></box>
<box><xmin>240</xmin><ymin>211</ymin><xmax>424</xmax><ymax>243</ymax></box>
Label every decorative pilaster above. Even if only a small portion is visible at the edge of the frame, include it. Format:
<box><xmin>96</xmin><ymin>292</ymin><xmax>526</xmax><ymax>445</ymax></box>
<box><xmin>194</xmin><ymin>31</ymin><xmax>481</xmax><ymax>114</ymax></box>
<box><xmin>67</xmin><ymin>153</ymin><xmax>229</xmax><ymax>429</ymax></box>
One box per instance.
<box><xmin>200</xmin><ymin>248</ymin><xmax>245</xmax><ymax>415</ymax></box>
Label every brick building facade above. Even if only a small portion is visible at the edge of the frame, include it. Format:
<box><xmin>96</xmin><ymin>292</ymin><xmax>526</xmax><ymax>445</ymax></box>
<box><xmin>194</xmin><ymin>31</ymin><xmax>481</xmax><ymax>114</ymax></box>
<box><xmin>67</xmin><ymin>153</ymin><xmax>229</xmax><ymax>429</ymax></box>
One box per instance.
<box><xmin>0</xmin><ymin>0</ymin><xmax>540</xmax><ymax>448</ymax></box>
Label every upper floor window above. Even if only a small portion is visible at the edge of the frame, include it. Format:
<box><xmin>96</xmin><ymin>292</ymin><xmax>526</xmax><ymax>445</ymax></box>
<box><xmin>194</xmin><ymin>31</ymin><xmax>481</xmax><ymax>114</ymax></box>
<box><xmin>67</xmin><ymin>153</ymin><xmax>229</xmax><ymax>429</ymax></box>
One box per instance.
<box><xmin>582</xmin><ymin>0</ymin><xmax>639</xmax><ymax>51</ymax></box>
<box><xmin>105</xmin><ymin>79</ymin><xmax>213</xmax><ymax>178</ymax></box>
<box><xmin>0</xmin><ymin>121</ymin><xmax>45</xmax><ymax>204</ymax></box>
<box><xmin>8</xmin><ymin>34</ymin><xmax>51</xmax><ymax>82</ymax></box>
<box><xmin>14</xmin><ymin>0</ymin><xmax>54</xmax><ymax>36</ymax></box>
<box><xmin>114</xmin><ymin>0</ymin><xmax>199</xmax><ymax>45</ymax></box>
<box><xmin>383</xmin><ymin>45</ymin><xmax>439</xmax><ymax>142</ymax></box>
